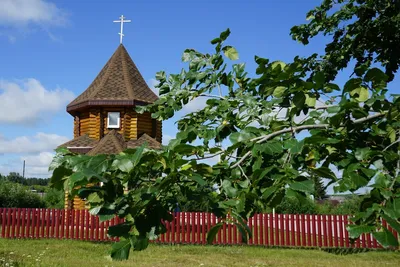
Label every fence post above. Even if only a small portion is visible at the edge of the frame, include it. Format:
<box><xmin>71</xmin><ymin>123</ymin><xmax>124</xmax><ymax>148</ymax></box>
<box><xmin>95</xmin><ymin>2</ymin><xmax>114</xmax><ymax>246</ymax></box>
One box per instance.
<box><xmin>189</xmin><ymin>212</ymin><xmax>194</xmax><ymax>244</ymax></box>
<box><xmin>11</xmin><ymin>208</ymin><xmax>16</xmax><ymax>238</ymax></box>
<box><xmin>1</xmin><ymin>208</ymin><xmax>6</xmax><ymax>238</ymax></box>
<box><xmin>265</xmin><ymin>213</ymin><xmax>269</xmax><ymax>246</ymax></box>
<box><xmin>333</xmin><ymin>215</ymin><xmax>338</xmax><ymax>247</ymax></box>
<box><xmin>21</xmin><ymin>208</ymin><xmax>26</xmax><ymax>238</ymax></box>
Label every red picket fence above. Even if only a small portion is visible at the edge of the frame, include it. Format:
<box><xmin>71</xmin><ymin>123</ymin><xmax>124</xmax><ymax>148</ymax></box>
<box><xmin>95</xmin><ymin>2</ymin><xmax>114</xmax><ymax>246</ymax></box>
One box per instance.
<box><xmin>0</xmin><ymin>208</ymin><xmax>398</xmax><ymax>248</ymax></box>
<box><xmin>0</xmin><ymin>208</ymin><xmax>121</xmax><ymax>241</ymax></box>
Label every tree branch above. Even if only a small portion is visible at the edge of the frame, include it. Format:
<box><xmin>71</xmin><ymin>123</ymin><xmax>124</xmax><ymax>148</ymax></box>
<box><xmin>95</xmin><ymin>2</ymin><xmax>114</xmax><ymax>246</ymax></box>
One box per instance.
<box><xmin>199</xmin><ymin>94</ymin><xmax>226</xmax><ymax>100</ymax></box>
<box><xmin>232</xmin><ymin>112</ymin><xmax>386</xmax><ymax>168</ymax></box>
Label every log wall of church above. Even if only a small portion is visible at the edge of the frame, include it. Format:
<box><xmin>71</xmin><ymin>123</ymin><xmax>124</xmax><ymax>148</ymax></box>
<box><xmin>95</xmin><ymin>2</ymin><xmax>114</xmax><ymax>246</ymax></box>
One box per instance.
<box><xmin>73</xmin><ymin>109</ymin><xmax>162</xmax><ymax>142</ymax></box>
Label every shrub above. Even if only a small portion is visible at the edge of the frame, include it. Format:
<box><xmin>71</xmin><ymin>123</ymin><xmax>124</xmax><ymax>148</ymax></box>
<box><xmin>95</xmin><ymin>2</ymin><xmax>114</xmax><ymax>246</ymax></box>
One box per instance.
<box><xmin>275</xmin><ymin>196</ymin><xmax>316</xmax><ymax>214</ymax></box>
<box><xmin>0</xmin><ymin>181</ymin><xmax>45</xmax><ymax>208</ymax></box>
<box><xmin>44</xmin><ymin>188</ymin><xmax>64</xmax><ymax>209</ymax></box>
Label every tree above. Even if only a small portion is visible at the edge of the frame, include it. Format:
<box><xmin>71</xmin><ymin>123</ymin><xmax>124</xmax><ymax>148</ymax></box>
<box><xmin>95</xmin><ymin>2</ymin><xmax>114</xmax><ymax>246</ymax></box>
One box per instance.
<box><xmin>290</xmin><ymin>0</ymin><xmax>400</xmax><ymax>81</ymax></box>
<box><xmin>7</xmin><ymin>172</ymin><xmax>24</xmax><ymax>184</ymax></box>
<box><xmin>51</xmin><ymin>3</ymin><xmax>400</xmax><ymax>260</ymax></box>
<box><xmin>313</xmin><ymin>176</ymin><xmax>326</xmax><ymax>200</ymax></box>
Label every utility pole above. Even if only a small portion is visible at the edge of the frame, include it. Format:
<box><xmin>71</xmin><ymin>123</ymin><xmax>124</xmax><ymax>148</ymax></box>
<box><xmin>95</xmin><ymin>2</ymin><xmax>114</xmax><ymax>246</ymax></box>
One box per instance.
<box><xmin>22</xmin><ymin>160</ymin><xmax>25</xmax><ymax>178</ymax></box>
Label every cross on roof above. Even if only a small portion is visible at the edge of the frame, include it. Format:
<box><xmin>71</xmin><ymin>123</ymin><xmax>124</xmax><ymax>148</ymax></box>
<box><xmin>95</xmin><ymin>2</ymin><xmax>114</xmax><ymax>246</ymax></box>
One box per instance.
<box><xmin>113</xmin><ymin>15</ymin><xmax>131</xmax><ymax>44</ymax></box>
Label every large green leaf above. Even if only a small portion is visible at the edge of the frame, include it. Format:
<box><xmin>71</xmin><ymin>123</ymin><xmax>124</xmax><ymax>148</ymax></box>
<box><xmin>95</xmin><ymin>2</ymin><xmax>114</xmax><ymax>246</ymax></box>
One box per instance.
<box><xmin>223</xmin><ymin>46</ymin><xmax>239</xmax><ymax>60</ymax></box>
<box><xmin>310</xmin><ymin>167</ymin><xmax>336</xmax><ymax>180</ymax></box>
<box><xmin>289</xmin><ymin>180</ymin><xmax>314</xmax><ymax>193</ymax></box>
<box><xmin>372</xmin><ymin>227</ymin><xmax>399</xmax><ymax>247</ymax></box>
<box><xmin>381</xmin><ymin>214</ymin><xmax>400</xmax><ymax>234</ymax></box>
<box><xmin>350</xmin><ymin>87</ymin><xmax>369</xmax><ymax>102</ymax></box>
<box><xmin>346</xmin><ymin>224</ymin><xmax>374</xmax><ymax>239</ymax></box>
<box><xmin>189</xmin><ymin>173</ymin><xmax>207</xmax><ymax>186</ymax></box>
<box><xmin>110</xmin><ymin>239</ymin><xmax>131</xmax><ymax>261</ymax></box>
<box><xmin>207</xmin><ymin>223</ymin><xmax>223</xmax><ymax>244</ymax></box>
<box><xmin>108</xmin><ymin>223</ymin><xmax>132</xmax><ymax>238</ymax></box>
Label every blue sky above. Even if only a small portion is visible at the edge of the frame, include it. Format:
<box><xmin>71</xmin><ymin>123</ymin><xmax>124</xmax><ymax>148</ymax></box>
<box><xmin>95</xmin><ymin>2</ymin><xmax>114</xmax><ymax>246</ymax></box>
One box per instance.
<box><xmin>0</xmin><ymin>0</ymin><xmax>398</xmax><ymax>178</ymax></box>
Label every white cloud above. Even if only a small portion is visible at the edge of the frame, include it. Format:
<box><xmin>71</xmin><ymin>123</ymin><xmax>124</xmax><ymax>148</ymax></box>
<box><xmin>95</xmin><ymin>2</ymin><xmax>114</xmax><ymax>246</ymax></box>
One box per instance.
<box><xmin>0</xmin><ymin>132</ymin><xmax>69</xmax><ymax>154</ymax></box>
<box><xmin>183</xmin><ymin>97</ymin><xmax>207</xmax><ymax>113</ymax></box>
<box><xmin>0</xmin><ymin>152</ymin><xmax>54</xmax><ymax>178</ymax></box>
<box><xmin>0</xmin><ymin>78</ymin><xmax>74</xmax><ymax>124</ymax></box>
<box><xmin>0</xmin><ymin>0</ymin><xmax>67</xmax><ymax>26</ymax></box>
<box><xmin>162</xmin><ymin>134</ymin><xmax>174</xmax><ymax>145</ymax></box>
<box><xmin>21</xmin><ymin>152</ymin><xmax>54</xmax><ymax>177</ymax></box>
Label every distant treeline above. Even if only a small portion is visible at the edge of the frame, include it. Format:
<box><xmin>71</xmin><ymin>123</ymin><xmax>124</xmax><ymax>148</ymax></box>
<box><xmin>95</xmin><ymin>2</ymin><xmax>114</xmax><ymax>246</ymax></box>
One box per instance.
<box><xmin>0</xmin><ymin>172</ymin><xmax>49</xmax><ymax>186</ymax></box>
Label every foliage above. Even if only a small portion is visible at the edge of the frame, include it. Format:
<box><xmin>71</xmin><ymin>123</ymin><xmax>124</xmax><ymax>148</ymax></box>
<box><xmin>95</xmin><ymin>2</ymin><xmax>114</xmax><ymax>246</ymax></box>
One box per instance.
<box><xmin>275</xmin><ymin>196</ymin><xmax>316</xmax><ymax>214</ymax></box>
<box><xmin>291</xmin><ymin>0</ymin><xmax>400</xmax><ymax>81</ymax></box>
<box><xmin>0</xmin><ymin>181</ymin><xmax>45</xmax><ymax>208</ymax></box>
<box><xmin>44</xmin><ymin>188</ymin><xmax>64</xmax><ymax>209</ymax></box>
<box><xmin>2</xmin><ymin>172</ymin><xmax>49</xmax><ymax>186</ymax></box>
<box><xmin>313</xmin><ymin>177</ymin><xmax>326</xmax><ymax>200</ymax></box>
<box><xmin>176</xmin><ymin>185</ymin><xmax>219</xmax><ymax>212</ymax></box>
<box><xmin>51</xmin><ymin>4</ymin><xmax>400</xmax><ymax>260</ymax></box>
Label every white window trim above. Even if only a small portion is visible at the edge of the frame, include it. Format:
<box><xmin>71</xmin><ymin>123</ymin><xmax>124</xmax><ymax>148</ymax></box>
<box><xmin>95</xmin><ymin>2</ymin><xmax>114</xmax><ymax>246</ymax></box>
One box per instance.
<box><xmin>107</xmin><ymin>112</ymin><xmax>120</xmax><ymax>128</ymax></box>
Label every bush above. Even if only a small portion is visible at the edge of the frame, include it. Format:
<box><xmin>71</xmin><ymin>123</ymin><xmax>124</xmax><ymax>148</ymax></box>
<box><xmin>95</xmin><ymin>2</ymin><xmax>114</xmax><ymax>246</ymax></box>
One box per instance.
<box><xmin>275</xmin><ymin>196</ymin><xmax>316</xmax><ymax>214</ymax></box>
<box><xmin>44</xmin><ymin>188</ymin><xmax>64</xmax><ymax>209</ymax></box>
<box><xmin>0</xmin><ymin>181</ymin><xmax>45</xmax><ymax>208</ymax></box>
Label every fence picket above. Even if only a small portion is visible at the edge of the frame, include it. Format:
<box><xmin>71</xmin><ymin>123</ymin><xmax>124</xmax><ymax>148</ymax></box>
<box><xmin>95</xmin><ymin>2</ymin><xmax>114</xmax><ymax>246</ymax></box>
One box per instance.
<box><xmin>280</xmin><ymin>214</ymin><xmax>285</xmax><ymax>246</ymax></box>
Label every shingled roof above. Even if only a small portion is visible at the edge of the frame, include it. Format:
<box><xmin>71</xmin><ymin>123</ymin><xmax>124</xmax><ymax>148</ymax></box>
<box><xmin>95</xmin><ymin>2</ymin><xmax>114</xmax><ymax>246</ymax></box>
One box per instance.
<box><xmin>86</xmin><ymin>130</ymin><xmax>127</xmax><ymax>156</ymax></box>
<box><xmin>67</xmin><ymin>44</ymin><xmax>158</xmax><ymax>113</ymax></box>
<box><xmin>126</xmin><ymin>133</ymin><xmax>162</xmax><ymax>149</ymax></box>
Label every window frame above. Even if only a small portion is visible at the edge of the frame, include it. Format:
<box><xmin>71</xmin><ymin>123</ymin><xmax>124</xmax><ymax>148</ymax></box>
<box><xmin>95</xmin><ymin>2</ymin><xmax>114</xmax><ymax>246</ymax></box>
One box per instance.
<box><xmin>107</xmin><ymin>112</ymin><xmax>120</xmax><ymax>129</ymax></box>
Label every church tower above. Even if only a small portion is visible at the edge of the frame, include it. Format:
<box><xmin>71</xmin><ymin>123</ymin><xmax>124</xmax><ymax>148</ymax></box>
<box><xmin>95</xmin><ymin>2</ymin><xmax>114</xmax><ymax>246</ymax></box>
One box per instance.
<box><xmin>59</xmin><ymin>18</ymin><xmax>162</xmax><ymax>209</ymax></box>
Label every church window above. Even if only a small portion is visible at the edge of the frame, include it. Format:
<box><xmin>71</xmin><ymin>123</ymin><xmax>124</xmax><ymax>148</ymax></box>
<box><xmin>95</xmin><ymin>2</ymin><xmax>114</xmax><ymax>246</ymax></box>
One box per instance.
<box><xmin>107</xmin><ymin>112</ymin><xmax>120</xmax><ymax>128</ymax></box>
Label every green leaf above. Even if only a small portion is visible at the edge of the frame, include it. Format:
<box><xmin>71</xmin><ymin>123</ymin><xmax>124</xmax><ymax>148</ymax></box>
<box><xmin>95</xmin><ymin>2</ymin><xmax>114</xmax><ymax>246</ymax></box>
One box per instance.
<box><xmin>112</xmin><ymin>158</ymin><xmax>134</xmax><ymax>173</ymax></box>
<box><xmin>364</xmin><ymin>68</ymin><xmax>388</xmax><ymax>87</ymax></box>
<box><xmin>262</xmin><ymin>186</ymin><xmax>277</xmax><ymax>199</ymax></box>
<box><xmin>346</xmin><ymin>224</ymin><xmax>375</xmax><ymax>239</ymax></box>
<box><xmin>189</xmin><ymin>173</ymin><xmax>207</xmax><ymax>186</ymax></box>
<box><xmin>372</xmin><ymin>227</ymin><xmax>399</xmax><ymax>247</ymax></box>
<box><xmin>223</xmin><ymin>46</ymin><xmax>239</xmax><ymax>60</ymax></box>
<box><xmin>310</xmin><ymin>167</ymin><xmax>336</xmax><ymax>180</ymax></box>
<box><xmin>326</xmin><ymin>106</ymin><xmax>341</xmax><ymax>113</ymax></box>
<box><xmin>293</xmin><ymin>92</ymin><xmax>306</xmax><ymax>109</ymax></box>
<box><xmin>131</xmin><ymin>144</ymin><xmax>146</xmax><ymax>167</ymax></box>
<box><xmin>206</xmin><ymin>223</ymin><xmax>223</xmax><ymax>244</ymax></box>
<box><xmin>99</xmin><ymin>214</ymin><xmax>115</xmax><ymax>222</ymax></box>
<box><xmin>350</xmin><ymin>87</ymin><xmax>369</xmax><ymax>102</ymax></box>
<box><xmin>87</xmin><ymin>192</ymin><xmax>102</xmax><ymax>204</ymax></box>
<box><xmin>289</xmin><ymin>180</ymin><xmax>314</xmax><ymax>193</ymax></box>
<box><xmin>229</xmin><ymin>131</ymin><xmax>254</xmax><ymax>144</ymax></box>
<box><xmin>381</xmin><ymin>214</ymin><xmax>400</xmax><ymax>234</ymax></box>
<box><xmin>305</xmin><ymin>94</ymin><xmax>316</xmax><ymax>107</ymax></box>
<box><xmin>219</xmin><ymin>28</ymin><xmax>231</xmax><ymax>41</ymax></box>
<box><xmin>284</xmin><ymin>139</ymin><xmax>304</xmax><ymax>154</ymax></box>
<box><xmin>89</xmin><ymin>206</ymin><xmax>101</xmax><ymax>215</ymax></box>
<box><xmin>355</xmin><ymin>147</ymin><xmax>371</xmax><ymax>161</ymax></box>
<box><xmin>222</xmin><ymin>179</ymin><xmax>237</xmax><ymax>198</ymax></box>
<box><xmin>273</xmin><ymin>86</ymin><xmax>286</xmax><ymax>97</ymax></box>
<box><xmin>132</xmin><ymin>235</ymin><xmax>149</xmax><ymax>251</ymax></box>
<box><xmin>108</xmin><ymin>223</ymin><xmax>132</xmax><ymax>238</ymax></box>
<box><xmin>210</xmin><ymin>37</ymin><xmax>221</xmax><ymax>45</ymax></box>
<box><xmin>256</xmin><ymin>141</ymin><xmax>283</xmax><ymax>155</ymax></box>
<box><xmin>110</xmin><ymin>239</ymin><xmax>131</xmax><ymax>261</ymax></box>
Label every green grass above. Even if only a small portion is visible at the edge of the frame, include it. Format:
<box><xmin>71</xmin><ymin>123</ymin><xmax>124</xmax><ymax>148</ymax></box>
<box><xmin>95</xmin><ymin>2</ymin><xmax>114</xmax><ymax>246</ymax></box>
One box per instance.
<box><xmin>0</xmin><ymin>239</ymin><xmax>399</xmax><ymax>267</ymax></box>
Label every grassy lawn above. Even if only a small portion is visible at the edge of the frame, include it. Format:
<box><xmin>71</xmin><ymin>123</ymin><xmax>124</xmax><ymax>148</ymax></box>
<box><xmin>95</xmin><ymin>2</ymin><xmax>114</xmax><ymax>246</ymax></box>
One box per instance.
<box><xmin>0</xmin><ymin>239</ymin><xmax>399</xmax><ymax>267</ymax></box>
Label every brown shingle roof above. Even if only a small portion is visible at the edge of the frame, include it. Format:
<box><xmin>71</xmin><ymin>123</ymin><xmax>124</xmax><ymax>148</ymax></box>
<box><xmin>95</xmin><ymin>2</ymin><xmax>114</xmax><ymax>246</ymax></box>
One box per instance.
<box><xmin>86</xmin><ymin>130</ymin><xmax>127</xmax><ymax>155</ymax></box>
<box><xmin>58</xmin><ymin>134</ymin><xmax>98</xmax><ymax>148</ymax></box>
<box><xmin>126</xmin><ymin>133</ymin><xmax>162</xmax><ymax>150</ymax></box>
<box><xmin>67</xmin><ymin>44</ymin><xmax>158</xmax><ymax>113</ymax></box>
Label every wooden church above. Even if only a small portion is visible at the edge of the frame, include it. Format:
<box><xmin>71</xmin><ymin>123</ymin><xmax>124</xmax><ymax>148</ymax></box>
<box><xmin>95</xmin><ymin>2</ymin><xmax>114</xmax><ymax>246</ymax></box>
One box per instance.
<box><xmin>59</xmin><ymin>36</ymin><xmax>162</xmax><ymax>209</ymax></box>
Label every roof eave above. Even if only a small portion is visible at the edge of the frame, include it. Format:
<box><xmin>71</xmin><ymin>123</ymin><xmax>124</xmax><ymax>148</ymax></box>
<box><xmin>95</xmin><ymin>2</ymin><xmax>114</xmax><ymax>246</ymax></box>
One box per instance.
<box><xmin>66</xmin><ymin>99</ymin><xmax>154</xmax><ymax>115</ymax></box>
